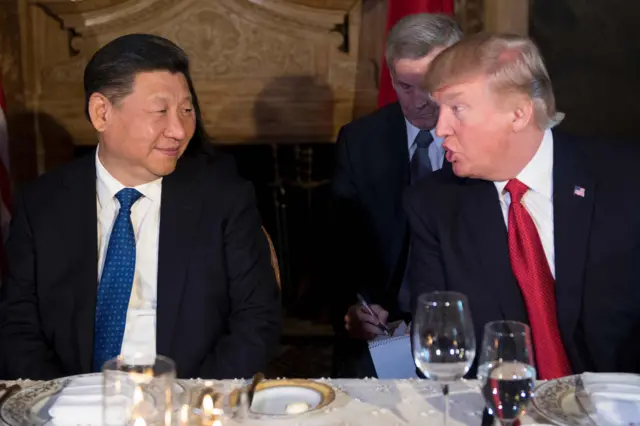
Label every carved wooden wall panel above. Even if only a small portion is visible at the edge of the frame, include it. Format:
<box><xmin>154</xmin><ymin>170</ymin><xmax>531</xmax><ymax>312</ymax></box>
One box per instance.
<box><xmin>21</xmin><ymin>0</ymin><xmax>362</xmax><ymax>146</ymax></box>
<box><xmin>0</xmin><ymin>0</ymin><xmax>40</xmax><ymax>184</ymax></box>
<box><xmin>455</xmin><ymin>0</ymin><xmax>484</xmax><ymax>34</ymax></box>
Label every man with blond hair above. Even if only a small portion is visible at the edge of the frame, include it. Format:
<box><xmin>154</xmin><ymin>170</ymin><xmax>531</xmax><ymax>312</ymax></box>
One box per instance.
<box><xmin>405</xmin><ymin>33</ymin><xmax>640</xmax><ymax>378</ymax></box>
<box><xmin>330</xmin><ymin>13</ymin><xmax>462</xmax><ymax>378</ymax></box>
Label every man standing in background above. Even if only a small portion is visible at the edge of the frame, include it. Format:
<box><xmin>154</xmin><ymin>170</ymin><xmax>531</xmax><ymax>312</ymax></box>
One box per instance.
<box><xmin>330</xmin><ymin>14</ymin><xmax>462</xmax><ymax>378</ymax></box>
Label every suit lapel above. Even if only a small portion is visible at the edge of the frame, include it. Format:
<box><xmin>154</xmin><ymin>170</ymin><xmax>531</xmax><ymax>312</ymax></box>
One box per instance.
<box><xmin>62</xmin><ymin>154</ymin><xmax>99</xmax><ymax>373</ymax></box>
<box><xmin>380</xmin><ymin>103</ymin><xmax>410</xmax><ymax>296</ymax></box>
<box><xmin>552</xmin><ymin>132</ymin><xmax>595</xmax><ymax>369</ymax></box>
<box><xmin>156</xmin><ymin>158</ymin><xmax>203</xmax><ymax>357</ymax></box>
<box><xmin>385</xmin><ymin>102</ymin><xmax>410</xmax><ymax>189</ymax></box>
<box><xmin>461</xmin><ymin>179</ymin><xmax>528</xmax><ymax>323</ymax></box>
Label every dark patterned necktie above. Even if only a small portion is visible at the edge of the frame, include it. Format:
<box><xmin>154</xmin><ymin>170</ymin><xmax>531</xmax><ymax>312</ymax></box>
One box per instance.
<box><xmin>92</xmin><ymin>188</ymin><xmax>142</xmax><ymax>372</ymax></box>
<box><xmin>410</xmin><ymin>130</ymin><xmax>434</xmax><ymax>184</ymax></box>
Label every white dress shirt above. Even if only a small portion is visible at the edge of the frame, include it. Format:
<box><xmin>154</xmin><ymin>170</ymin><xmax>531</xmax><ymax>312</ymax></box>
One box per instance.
<box><xmin>494</xmin><ymin>129</ymin><xmax>555</xmax><ymax>277</ymax></box>
<box><xmin>405</xmin><ymin>119</ymin><xmax>445</xmax><ymax>170</ymax></box>
<box><xmin>96</xmin><ymin>152</ymin><xmax>161</xmax><ymax>362</ymax></box>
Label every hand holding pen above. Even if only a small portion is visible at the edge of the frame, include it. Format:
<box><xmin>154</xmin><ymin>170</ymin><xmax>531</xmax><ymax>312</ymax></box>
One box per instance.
<box><xmin>344</xmin><ymin>293</ymin><xmax>391</xmax><ymax>340</ymax></box>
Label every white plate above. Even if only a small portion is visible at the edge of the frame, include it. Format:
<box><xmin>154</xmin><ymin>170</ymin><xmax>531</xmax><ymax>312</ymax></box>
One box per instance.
<box><xmin>231</xmin><ymin>379</ymin><xmax>335</xmax><ymax>417</ymax></box>
<box><xmin>252</xmin><ymin>385</ymin><xmax>323</xmax><ymax>415</ymax></box>
<box><xmin>532</xmin><ymin>375</ymin><xmax>591</xmax><ymax>426</ymax></box>
<box><xmin>0</xmin><ymin>373</ymin><xmax>184</xmax><ymax>426</ymax></box>
<box><xmin>533</xmin><ymin>373</ymin><xmax>640</xmax><ymax>426</ymax></box>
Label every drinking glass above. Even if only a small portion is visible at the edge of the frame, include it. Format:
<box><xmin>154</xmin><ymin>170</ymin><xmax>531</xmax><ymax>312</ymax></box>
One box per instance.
<box><xmin>477</xmin><ymin>321</ymin><xmax>536</xmax><ymax>425</ymax></box>
<box><xmin>102</xmin><ymin>353</ymin><xmax>176</xmax><ymax>426</ymax></box>
<box><xmin>412</xmin><ymin>291</ymin><xmax>476</xmax><ymax>425</ymax></box>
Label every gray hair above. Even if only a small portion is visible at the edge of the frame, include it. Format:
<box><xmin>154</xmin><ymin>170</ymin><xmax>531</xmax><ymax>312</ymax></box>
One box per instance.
<box><xmin>385</xmin><ymin>13</ymin><xmax>463</xmax><ymax>73</ymax></box>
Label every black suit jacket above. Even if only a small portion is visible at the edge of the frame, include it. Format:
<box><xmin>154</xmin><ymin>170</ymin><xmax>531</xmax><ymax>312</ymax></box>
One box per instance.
<box><xmin>330</xmin><ymin>103</ymin><xmax>450</xmax><ymax>377</ymax></box>
<box><xmin>0</xmin><ymin>151</ymin><xmax>281</xmax><ymax>380</ymax></box>
<box><xmin>404</xmin><ymin>131</ymin><xmax>640</xmax><ymax>376</ymax></box>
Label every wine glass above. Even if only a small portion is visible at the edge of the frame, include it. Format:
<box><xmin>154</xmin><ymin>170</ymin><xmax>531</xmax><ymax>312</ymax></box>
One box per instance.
<box><xmin>412</xmin><ymin>291</ymin><xmax>476</xmax><ymax>425</ymax></box>
<box><xmin>477</xmin><ymin>321</ymin><xmax>535</xmax><ymax>425</ymax></box>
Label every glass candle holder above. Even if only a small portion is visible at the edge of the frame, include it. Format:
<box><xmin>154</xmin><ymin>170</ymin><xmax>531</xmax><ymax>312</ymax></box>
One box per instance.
<box><xmin>177</xmin><ymin>382</ymin><xmax>249</xmax><ymax>425</ymax></box>
<box><xmin>102</xmin><ymin>353</ymin><xmax>176</xmax><ymax>426</ymax></box>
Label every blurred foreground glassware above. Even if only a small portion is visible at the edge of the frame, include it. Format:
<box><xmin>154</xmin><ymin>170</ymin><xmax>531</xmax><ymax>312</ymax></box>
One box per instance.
<box><xmin>177</xmin><ymin>380</ymin><xmax>250</xmax><ymax>425</ymax></box>
<box><xmin>102</xmin><ymin>353</ymin><xmax>175</xmax><ymax>426</ymax></box>
<box><xmin>412</xmin><ymin>291</ymin><xmax>476</xmax><ymax>425</ymax></box>
<box><xmin>478</xmin><ymin>321</ymin><xmax>535</xmax><ymax>425</ymax></box>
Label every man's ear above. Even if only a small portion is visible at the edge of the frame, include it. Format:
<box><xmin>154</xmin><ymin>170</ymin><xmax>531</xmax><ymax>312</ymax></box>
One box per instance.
<box><xmin>511</xmin><ymin>96</ymin><xmax>535</xmax><ymax>133</ymax></box>
<box><xmin>88</xmin><ymin>93</ymin><xmax>112</xmax><ymax>133</ymax></box>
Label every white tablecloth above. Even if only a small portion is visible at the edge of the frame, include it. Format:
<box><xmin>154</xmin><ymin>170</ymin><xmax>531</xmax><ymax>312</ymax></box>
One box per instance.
<box><xmin>0</xmin><ymin>378</ymin><xmax>548</xmax><ymax>425</ymax></box>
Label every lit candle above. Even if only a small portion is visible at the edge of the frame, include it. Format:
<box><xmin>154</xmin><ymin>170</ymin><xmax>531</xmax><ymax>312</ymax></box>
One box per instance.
<box><xmin>201</xmin><ymin>393</ymin><xmax>214</xmax><ymax>425</ymax></box>
<box><xmin>200</xmin><ymin>393</ymin><xmax>226</xmax><ymax>426</ymax></box>
<box><xmin>180</xmin><ymin>404</ymin><xmax>189</xmax><ymax>426</ymax></box>
<box><xmin>133</xmin><ymin>386</ymin><xmax>144</xmax><ymax>405</ymax></box>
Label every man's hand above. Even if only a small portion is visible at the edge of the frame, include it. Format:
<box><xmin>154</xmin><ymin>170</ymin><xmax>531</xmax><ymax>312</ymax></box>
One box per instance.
<box><xmin>344</xmin><ymin>304</ymin><xmax>389</xmax><ymax>340</ymax></box>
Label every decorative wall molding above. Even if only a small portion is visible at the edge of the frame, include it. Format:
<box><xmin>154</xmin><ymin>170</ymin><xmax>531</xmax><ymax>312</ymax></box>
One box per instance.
<box><xmin>20</xmin><ymin>0</ymin><xmax>363</xmax><ymax>146</ymax></box>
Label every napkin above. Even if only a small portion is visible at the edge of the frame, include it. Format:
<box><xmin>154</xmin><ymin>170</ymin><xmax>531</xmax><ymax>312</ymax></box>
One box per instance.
<box><xmin>44</xmin><ymin>375</ymin><xmax>132</xmax><ymax>426</ymax></box>
<box><xmin>577</xmin><ymin>372</ymin><xmax>640</xmax><ymax>426</ymax></box>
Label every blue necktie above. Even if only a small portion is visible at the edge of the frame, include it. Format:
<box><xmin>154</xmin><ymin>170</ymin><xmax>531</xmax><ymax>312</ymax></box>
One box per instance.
<box><xmin>410</xmin><ymin>130</ymin><xmax>434</xmax><ymax>184</ymax></box>
<box><xmin>92</xmin><ymin>188</ymin><xmax>142</xmax><ymax>372</ymax></box>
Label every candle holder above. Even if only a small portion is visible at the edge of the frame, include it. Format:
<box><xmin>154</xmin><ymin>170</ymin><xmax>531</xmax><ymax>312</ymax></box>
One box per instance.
<box><xmin>102</xmin><ymin>353</ymin><xmax>176</xmax><ymax>426</ymax></box>
<box><xmin>177</xmin><ymin>382</ymin><xmax>249</xmax><ymax>425</ymax></box>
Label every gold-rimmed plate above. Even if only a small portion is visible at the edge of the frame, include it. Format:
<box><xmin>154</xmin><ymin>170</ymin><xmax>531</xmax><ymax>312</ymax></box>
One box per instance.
<box><xmin>230</xmin><ymin>379</ymin><xmax>335</xmax><ymax>417</ymax></box>
<box><xmin>0</xmin><ymin>373</ymin><xmax>185</xmax><ymax>426</ymax></box>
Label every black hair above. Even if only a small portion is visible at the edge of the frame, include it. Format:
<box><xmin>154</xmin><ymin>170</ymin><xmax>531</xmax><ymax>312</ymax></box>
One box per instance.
<box><xmin>83</xmin><ymin>33</ymin><xmax>211</xmax><ymax>156</ymax></box>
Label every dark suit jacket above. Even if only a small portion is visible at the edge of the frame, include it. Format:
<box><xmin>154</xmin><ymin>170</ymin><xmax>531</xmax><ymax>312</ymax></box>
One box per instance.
<box><xmin>404</xmin><ymin>131</ymin><xmax>640</xmax><ymax>377</ymax></box>
<box><xmin>330</xmin><ymin>102</ymin><xmax>450</xmax><ymax>377</ymax></box>
<box><xmin>0</xmin><ymin>151</ymin><xmax>281</xmax><ymax>380</ymax></box>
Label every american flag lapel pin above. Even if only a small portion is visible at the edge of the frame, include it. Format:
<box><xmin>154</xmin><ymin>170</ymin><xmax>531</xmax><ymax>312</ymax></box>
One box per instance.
<box><xmin>573</xmin><ymin>186</ymin><xmax>586</xmax><ymax>197</ymax></box>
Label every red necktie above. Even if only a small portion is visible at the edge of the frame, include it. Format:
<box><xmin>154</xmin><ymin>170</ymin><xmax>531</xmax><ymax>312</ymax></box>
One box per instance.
<box><xmin>505</xmin><ymin>179</ymin><xmax>572</xmax><ymax>379</ymax></box>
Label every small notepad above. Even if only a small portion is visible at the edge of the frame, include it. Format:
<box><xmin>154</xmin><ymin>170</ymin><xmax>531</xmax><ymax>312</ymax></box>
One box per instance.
<box><xmin>368</xmin><ymin>321</ymin><xmax>419</xmax><ymax>379</ymax></box>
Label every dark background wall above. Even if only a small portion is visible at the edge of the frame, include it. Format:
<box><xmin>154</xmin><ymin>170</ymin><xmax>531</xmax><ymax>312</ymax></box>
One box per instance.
<box><xmin>530</xmin><ymin>0</ymin><xmax>640</xmax><ymax>140</ymax></box>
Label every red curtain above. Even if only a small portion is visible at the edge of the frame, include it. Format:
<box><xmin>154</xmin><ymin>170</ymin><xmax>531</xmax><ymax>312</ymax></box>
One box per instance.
<box><xmin>378</xmin><ymin>0</ymin><xmax>455</xmax><ymax>107</ymax></box>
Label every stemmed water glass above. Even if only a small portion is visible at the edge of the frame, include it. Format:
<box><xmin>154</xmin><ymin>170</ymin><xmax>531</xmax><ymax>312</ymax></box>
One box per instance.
<box><xmin>477</xmin><ymin>320</ymin><xmax>536</xmax><ymax>425</ymax></box>
<box><xmin>412</xmin><ymin>291</ymin><xmax>476</xmax><ymax>425</ymax></box>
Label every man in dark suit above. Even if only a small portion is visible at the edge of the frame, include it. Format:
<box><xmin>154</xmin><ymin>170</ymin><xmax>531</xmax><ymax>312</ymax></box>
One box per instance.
<box><xmin>330</xmin><ymin>14</ymin><xmax>462</xmax><ymax>378</ymax></box>
<box><xmin>0</xmin><ymin>34</ymin><xmax>281</xmax><ymax>380</ymax></box>
<box><xmin>405</xmin><ymin>33</ymin><xmax>640</xmax><ymax>378</ymax></box>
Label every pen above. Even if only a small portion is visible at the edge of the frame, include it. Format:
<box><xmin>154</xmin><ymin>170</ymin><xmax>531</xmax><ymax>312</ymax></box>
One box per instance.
<box><xmin>356</xmin><ymin>293</ymin><xmax>391</xmax><ymax>336</ymax></box>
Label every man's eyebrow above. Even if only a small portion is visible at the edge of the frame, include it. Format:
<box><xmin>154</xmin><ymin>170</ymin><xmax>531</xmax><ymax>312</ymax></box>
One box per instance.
<box><xmin>439</xmin><ymin>91</ymin><xmax>463</xmax><ymax>102</ymax></box>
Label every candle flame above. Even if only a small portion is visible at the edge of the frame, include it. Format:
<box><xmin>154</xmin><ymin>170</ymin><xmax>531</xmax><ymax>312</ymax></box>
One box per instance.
<box><xmin>202</xmin><ymin>394</ymin><xmax>214</xmax><ymax>415</ymax></box>
<box><xmin>133</xmin><ymin>386</ymin><xmax>144</xmax><ymax>405</ymax></box>
<box><xmin>180</xmin><ymin>404</ymin><xmax>189</xmax><ymax>422</ymax></box>
<box><xmin>133</xmin><ymin>418</ymin><xmax>146</xmax><ymax>426</ymax></box>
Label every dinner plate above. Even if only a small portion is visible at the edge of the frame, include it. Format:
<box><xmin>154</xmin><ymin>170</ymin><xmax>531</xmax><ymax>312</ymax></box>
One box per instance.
<box><xmin>532</xmin><ymin>374</ymin><xmax>593</xmax><ymax>426</ymax></box>
<box><xmin>0</xmin><ymin>373</ymin><xmax>184</xmax><ymax>426</ymax></box>
<box><xmin>230</xmin><ymin>379</ymin><xmax>335</xmax><ymax>417</ymax></box>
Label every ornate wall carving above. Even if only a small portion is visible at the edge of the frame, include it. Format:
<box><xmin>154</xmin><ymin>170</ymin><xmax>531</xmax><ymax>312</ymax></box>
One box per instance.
<box><xmin>0</xmin><ymin>0</ymin><xmax>39</xmax><ymax>184</ymax></box>
<box><xmin>20</xmin><ymin>0</ymin><xmax>362</xmax><ymax>148</ymax></box>
<box><xmin>455</xmin><ymin>0</ymin><xmax>484</xmax><ymax>34</ymax></box>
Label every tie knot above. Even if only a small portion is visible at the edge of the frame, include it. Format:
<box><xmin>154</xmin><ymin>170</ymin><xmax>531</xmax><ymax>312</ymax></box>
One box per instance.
<box><xmin>504</xmin><ymin>178</ymin><xmax>529</xmax><ymax>203</ymax></box>
<box><xmin>415</xmin><ymin>130</ymin><xmax>434</xmax><ymax>149</ymax></box>
<box><xmin>115</xmin><ymin>188</ymin><xmax>142</xmax><ymax>211</ymax></box>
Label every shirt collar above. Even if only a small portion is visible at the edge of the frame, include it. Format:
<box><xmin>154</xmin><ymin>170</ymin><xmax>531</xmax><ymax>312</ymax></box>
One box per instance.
<box><xmin>95</xmin><ymin>147</ymin><xmax>162</xmax><ymax>207</ymax></box>
<box><xmin>494</xmin><ymin>128</ymin><xmax>554</xmax><ymax>200</ymax></box>
<box><xmin>405</xmin><ymin>119</ymin><xmax>444</xmax><ymax>150</ymax></box>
